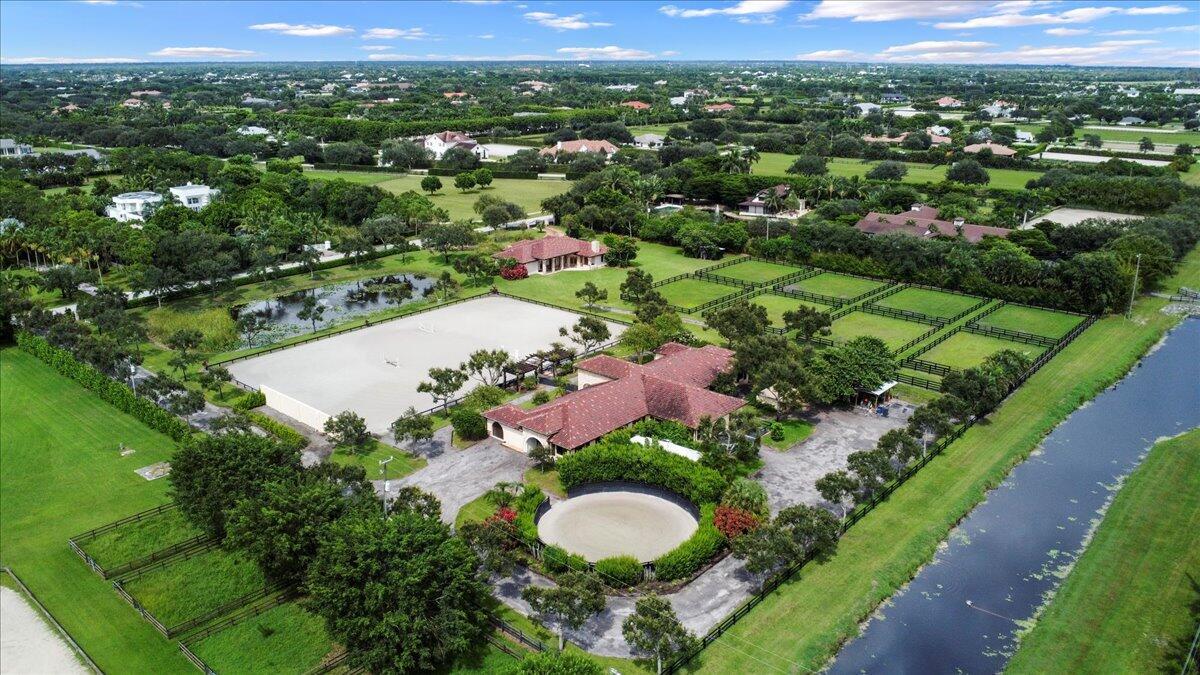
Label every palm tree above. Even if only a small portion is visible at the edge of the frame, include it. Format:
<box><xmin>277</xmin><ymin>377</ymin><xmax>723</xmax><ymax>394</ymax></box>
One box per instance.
<box><xmin>739</xmin><ymin>146</ymin><xmax>761</xmax><ymax>167</ymax></box>
<box><xmin>634</xmin><ymin>175</ymin><xmax>665</xmax><ymax>213</ymax></box>
<box><xmin>763</xmin><ymin>189</ymin><xmax>788</xmax><ymax>215</ymax></box>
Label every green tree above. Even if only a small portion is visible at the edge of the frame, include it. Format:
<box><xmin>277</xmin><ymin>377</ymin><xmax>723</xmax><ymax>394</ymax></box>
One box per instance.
<box><xmin>297</xmin><ymin>295</ymin><xmax>326</xmax><ymax>332</ymax></box>
<box><xmin>390</xmin><ymin>485</ymin><xmax>442</xmax><ymax>519</ymax></box>
<box><xmin>622</xmin><ymin>594</ymin><xmax>698</xmax><ymax>675</ymax></box>
<box><xmin>601</xmin><ymin>234</ymin><xmax>639</xmax><ymax>267</ymax></box>
<box><xmin>306</xmin><ymin>511</ymin><xmax>489</xmax><ymax>673</ymax></box>
<box><xmin>422</xmin><ymin>222</ymin><xmax>476</xmax><ymax>263</ymax></box>
<box><xmin>418</xmin><ymin>366</ymin><xmax>469</xmax><ymax>410</ymax></box>
<box><xmin>786</xmin><ymin>155</ymin><xmax>828</xmax><ymax>176</ymax></box>
<box><xmin>702</xmin><ymin>301</ymin><xmax>769</xmax><ymax>347</ymax></box>
<box><xmin>459</xmin><ymin>517</ymin><xmax>521</xmax><ymax>577</ymax></box>
<box><xmin>619</xmin><ymin>268</ymin><xmax>654</xmax><ymax>303</ymax></box>
<box><xmin>473</xmin><ymin>168</ymin><xmax>494</xmax><ymax>188</ymax></box>
<box><xmin>421</xmin><ymin>175</ymin><xmax>443</xmax><ymax>194</ymax></box>
<box><xmin>452</xmin><ymin>252</ymin><xmax>499</xmax><ymax>285</ymax></box>
<box><xmin>236</xmin><ymin>313</ymin><xmax>269</xmax><ymax>347</ymax></box>
<box><xmin>732</xmin><ymin>504</ymin><xmax>840</xmax><ymax>579</ymax></box>
<box><xmin>575</xmin><ymin>281</ymin><xmax>608</xmax><ymax>309</ymax></box>
<box><xmin>946</xmin><ymin>159</ymin><xmax>990</xmax><ymax>185</ymax></box>
<box><xmin>559</xmin><ymin>316</ymin><xmax>611</xmax><ymax>353</ymax></box>
<box><xmin>813</xmin><ymin>336</ymin><xmax>896</xmax><ymax>402</ymax></box>
<box><xmin>433</xmin><ymin>270</ymin><xmax>461</xmax><ymax>300</ymax></box>
<box><xmin>323</xmin><ymin>411</ymin><xmax>371</xmax><ymax>451</ymax></box>
<box><xmin>463</xmin><ymin>348</ymin><xmax>511</xmax><ymax>387</ymax></box>
<box><xmin>865</xmin><ymin>160</ymin><xmax>908</xmax><ymax>181</ymax></box>
<box><xmin>391</xmin><ymin>407</ymin><xmax>434</xmax><ymax>446</ymax></box>
<box><xmin>1138</xmin><ymin>136</ymin><xmax>1155</xmax><ymax>152</ymax></box>
<box><xmin>782</xmin><ymin>305</ymin><xmax>832</xmax><ymax>343</ymax></box>
<box><xmin>454</xmin><ymin>172</ymin><xmax>477</xmax><ymax>192</ymax></box>
<box><xmin>815</xmin><ymin>470</ymin><xmax>858</xmax><ymax>519</ymax></box>
<box><xmin>521</xmin><ymin>572</ymin><xmax>607</xmax><ymax>651</ymax></box>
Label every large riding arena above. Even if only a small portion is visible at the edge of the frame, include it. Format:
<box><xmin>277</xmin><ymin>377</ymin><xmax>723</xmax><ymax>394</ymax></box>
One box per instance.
<box><xmin>536</xmin><ymin>484</ymin><xmax>700</xmax><ymax>562</ymax></box>
<box><xmin>227</xmin><ymin>295</ymin><xmax>624</xmax><ymax>433</ymax></box>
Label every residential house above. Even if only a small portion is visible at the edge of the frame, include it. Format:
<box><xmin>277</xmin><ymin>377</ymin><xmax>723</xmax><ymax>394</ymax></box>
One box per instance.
<box><xmin>1118</xmin><ymin>116</ymin><xmax>1146</xmax><ymax>126</ymax></box>
<box><xmin>633</xmin><ymin>133</ymin><xmax>665</xmax><ymax>149</ymax></box>
<box><xmin>853</xmin><ymin>102</ymin><xmax>882</xmax><ymax>115</ymax></box>
<box><xmin>417</xmin><ymin>131</ymin><xmax>489</xmax><ymax>160</ymax></box>
<box><xmin>855</xmin><ymin>203</ymin><xmax>1011</xmax><ymax>244</ymax></box>
<box><xmin>121</xmin><ymin>98</ymin><xmax>143</xmax><ymax>108</ymax></box>
<box><xmin>442</xmin><ymin>91</ymin><xmax>470</xmax><ymax>100</ymax></box>
<box><xmin>168</xmin><ymin>183</ymin><xmax>219</xmax><ymax>211</ymax></box>
<box><xmin>739</xmin><ymin>184</ymin><xmax>806</xmax><ymax>218</ymax></box>
<box><xmin>704</xmin><ymin>102</ymin><xmax>736</xmax><ymax>113</ymax></box>
<box><xmin>928</xmin><ymin>125</ymin><xmax>952</xmax><ymax>136</ymax></box>
<box><xmin>538</xmin><ymin>139</ymin><xmax>619</xmax><ymax>158</ymax></box>
<box><xmin>880</xmin><ymin>92</ymin><xmax>908</xmax><ymax>104</ymax></box>
<box><xmin>130</xmin><ymin>90</ymin><xmax>162</xmax><ymax>98</ymax></box>
<box><xmin>963</xmin><ymin>141</ymin><xmax>1017</xmax><ymax>157</ymax></box>
<box><xmin>484</xmin><ymin>342</ymin><xmax>745</xmax><ymax>455</ymax></box>
<box><xmin>1015</xmin><ymin>130</ymin><xmax>1035</xmax><ymax>143</ymax></box>
<box><xmin>605</xmin><ymin>84</ymin><xmax>639</xmax><ymax>93</ymax></box>
<box><xmin>517</xmin><ymin>80</ymin><xmax>552</xmax><ymax>92</ymax></box>
<box><xmin>0</xmin><ymin>139</ymin><xmax>35</xmax><ymax>158</ymax></box>
<box><xmin>240</xmin><ymin>96</ymin><xmax>279</xmax><ymax>107</ymax></box>
<box><xmin>936</xmin><ymin>96</ymin><xmax>964</xmax><ymax>108</ymax></box>
<box><xmin>105</xmin><ymin>191</ymin><xmax>163</xmax><ymax>224</ymax></box>
<box><xmin>620</xmin><ymin>100</ymin><xmax>651</xmax><ymax>110</ymax></box>
<box><xmin>863</xmin><ymin>132</ymin><xmax>908</xmax><ymax>144</ymax></box>
<box><xmin>53</xmin><ymin>103</ymin><xmax>82</xmax><ymax>115</ymax></box>
<box><xmin>237</xmin><ymin>125</ymin><xmax>271</xmax><ymax>136</ymax></box>
<box><xmin>492</xmin><ymin>235</ymin><xmax>607</xmax><ymax>275</ymax></box>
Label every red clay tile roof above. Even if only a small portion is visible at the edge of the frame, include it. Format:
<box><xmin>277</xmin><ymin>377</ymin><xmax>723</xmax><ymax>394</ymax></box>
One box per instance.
<box><xmin>539</xmin><ymin>139</ymin><xmax>619</xmax><ymax>156</ymax></box>
<box><xmin>855</xmin><ymin>206</ymin><xmax>1011</xmax><ymax>244</ymax></box>
<box><xmin>575</xmin><ymin>354</ymin><xmax>637</xmax><ymax>380</ymax></box>
<box><xmin>492</xmin><ymin>235</ymin><xmax>607</xmax><ymax>264</ymax></box>
<box><xmin>963</xmin><ymin>141</ymin><xmax>1017</xmax><ymax>157</ymax></box>
<box><xmin>621</xmin><ymin>101</ymin><xmax>651</xmax><ymax>109</ymax></box>
<box><xmin>484</xmin><ymin>342</ymin><xmax>744</xmax><ymax>450</ymax></box>
<box><xmin>705</xmin><ymin>102</ymin><xmax>736</xmax><ymax>111</ymax></box>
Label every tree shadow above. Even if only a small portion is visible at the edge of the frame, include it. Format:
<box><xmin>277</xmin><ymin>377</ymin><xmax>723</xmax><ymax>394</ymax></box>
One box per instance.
<box><xmin>1159</xmin><ymin>572</ymin><xmax>1200</xmax><ymax>673</ymax></box>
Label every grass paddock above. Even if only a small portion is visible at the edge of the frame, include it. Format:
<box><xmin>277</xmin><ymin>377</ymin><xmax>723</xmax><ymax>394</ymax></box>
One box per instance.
<box><xmin>121</xmin><ymin>548</ymin><xmax>268</xmax><ymax>627</ymax></box>
<box><xmin>79</xmin><ymin>508</ymin><xmax>202</xmax><ymax>571</ymax></box>
<box><xmin>709</xmin><ymin>259</ymin><xmax>804</xmax><ymax>284</ymax></box>
<box><xmin>657</xmin><ymin>278</ymin><xmax>741</xmax><ymax>310</ymax></box>
<box><xmin>749</xmin><ymin>293</ymin><xmax>835</xmax><ymax>326</ymax></box>
<box><xmin>189</xmin><ymin>601</ymin><xmax>333</xmax><ymax>675</ymax></box>
<box><xmin>920</xmin><ymin>331</ymin><xmax>1044</xmax><ymax>370</ymax></box>
<box><xmin>788</xmin><ymin>273</ymin><xmax>885</xmax><ymax>300</ymax></box>
<box><xmin>828</xmin><ymin>312</ymin><xmax>931</xmax><ymax>350</ymax></box>
<box><xmin>875</xmin><ymin>287</ymin><xmax>980</xmax><ymax>318</ymax></box>
<box><xmin>977</xmin><ymin>305</ymin><xmax>1082</xmax><ymax>338</ymax></box>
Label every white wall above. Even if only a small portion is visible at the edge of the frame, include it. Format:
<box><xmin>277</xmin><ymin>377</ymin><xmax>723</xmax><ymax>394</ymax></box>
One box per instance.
<box><xmin>261</xmin><ymin>384</ymin><xmax>331</xmax><ymax>430</ymax></box>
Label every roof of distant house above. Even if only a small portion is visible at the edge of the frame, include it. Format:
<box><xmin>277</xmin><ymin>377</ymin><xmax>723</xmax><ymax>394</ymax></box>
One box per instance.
<box><xmin>854</xmin><ymin>203</ymin><xmax>1011</xmax><ymax>244</ymax></box>
<box><xmin>634</xmin><ymin>133</ymin><xmax>664</xmax><ymax>143</ymax></box>
<box><xmin>704</xmin><ymin>102</ymin><xmax>736</xmax><ymax>111</ymax></box>
<box><xmin>963</xmin><ymin>141</ymin><xmax>1017</xmax><ymax>156</ymax></box>
<box><xmin>936</xmin><ymin>96</ymin><xmax>963</xmax><ymax>105</ymax></box>
<box><xmin>484</xmin><ymin>343</ymin><xmax>744</xmax><ymax>450</ymax></box>
<box><xmin>539</xmin><ymin>139</ymin><xmax>619</xmax><ymax>156</ymax></box>
<box><xmin>620</xmin><ymin>100</ymin><xmax>651</xmax><ymax>110</ymax></box>
<box><xmin>492</xmin><ymin>235</ymin><xmax>607</xmax><ymax>264</ymax></box>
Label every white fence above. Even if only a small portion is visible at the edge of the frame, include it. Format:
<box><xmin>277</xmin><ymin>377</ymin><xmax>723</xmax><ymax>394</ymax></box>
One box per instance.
<box><xmin>261</xmin><ymin>385</ymin><xmax>331</xmax><ymax>430</ymax></box>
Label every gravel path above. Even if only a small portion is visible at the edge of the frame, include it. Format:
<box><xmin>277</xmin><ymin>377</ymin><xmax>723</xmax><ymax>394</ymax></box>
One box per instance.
<box><xmin>0</xmin><ymin>587</ymin><xmax>88</xmax><ymax>675</ymax></box>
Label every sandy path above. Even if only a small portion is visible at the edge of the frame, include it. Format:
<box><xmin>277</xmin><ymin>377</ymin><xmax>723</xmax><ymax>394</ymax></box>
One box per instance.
<box><xmin>0</xmin><ymin>586</ymin><xmax>88</xmax><ymax>675</ymax></box>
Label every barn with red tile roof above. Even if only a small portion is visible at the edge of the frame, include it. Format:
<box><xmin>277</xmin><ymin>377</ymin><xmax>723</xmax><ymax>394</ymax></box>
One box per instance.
<box><xmin>854</xmin><ymin>203</ymin><xmax>1011</xmax><ymax>244</ymax></box>
<box><xmin>492</xmin><ymin>235</ymin><xmax>607</xmax><ymax>275</ymax></box>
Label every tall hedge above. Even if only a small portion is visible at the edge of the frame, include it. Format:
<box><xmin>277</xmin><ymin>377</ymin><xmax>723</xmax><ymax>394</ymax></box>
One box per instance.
<box><xmin>16</xmin><ymin>332</ymin><xmax>193</xmax><ymax>441</ymax></box>
<box><xmin>556</xmin><ymin>442</ymin><xmax>726</xmax><ymax>505</ymax></box>
<box><xmin>654</xmin><ymin>504</ymin><xmax>724</xmax><ymax>581</ymax></box>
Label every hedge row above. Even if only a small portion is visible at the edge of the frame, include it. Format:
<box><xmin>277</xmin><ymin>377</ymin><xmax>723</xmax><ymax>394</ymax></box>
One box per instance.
<box><xmin>556</xmin><ymin>442</ymin><xmax>726</xmax><ymax>505</ymax></box>
<box><xmin>425</xmin><ymin>167</ymin><xmax>540</xmax><ymax>180</ymax></box>
<box><xmin>595</xmin><ymin>555</ymin><xmax>642</xmax><ymax>588</ymax></box>
<box><xmin>246</xmin><ymin>411</ymin><xmax>308</xmax><ymax>452</ymax></box>
<box><xmin>310</xmin><ymin>163</ymin><xmax>406</xmax><ymax>173</ymax></box>
<box><xmin>514</xmin><ymin>484</ymin><xmax>545</xmax><ymax>543</ymax></box>
<box><xmin>16</xmin><ymin>332</ymin><xmax>193</xmax><ymax>441</ymax></box>
<box><xmin>654</xmin><ymin>504</ymin><xmax>724</xmax><ymax>582</ymax></box>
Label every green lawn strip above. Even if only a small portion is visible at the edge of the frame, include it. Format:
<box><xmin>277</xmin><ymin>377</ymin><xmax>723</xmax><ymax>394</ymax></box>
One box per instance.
<box><xmin>121</xmin><ymin>547</ymin><xmax>270</xmax><ymax>628</ymax></box>
<box><xmin>374</xmin><ymin>176</ymin><xmax>573</xmax><ymax>222</ymax></box>
<box><xmin>920</xmin><ymin>332</ymin><xmax>1044</xmax><ymax>370</ymax></box>
<box><xmin>78</xmin><ymin>508</ymin><xmax>203</xmax><ymax>570</ymax></box>
<box><xmin>328</xmin><ymin>439</ymin><xmax>427</xmax><ymax>478</ymax></box>
<box><xmin>491</xmin><ymin>602</ymin><xmax>653</xmax><ymax>675</ymax></box>
<box><xmin>828</xmin><ymin>312</ymin><xmax>932</xmax><ymax>350</ymax></box>
<box><xmin>976</xmin><ymin>304</ymin><xmax>1083</xmax><ymax>338</ymax></box>
<box><xmin>710</xmin><ymin>260</ymin><xmax>803</xmax><ymax>284</ymax></box>
<box><xmin>874</xmin><ymin>287</ymin><xmax>980</xmax><ymax>318</ymax></box>
<box><xmin>748</xmin><ymin>293</ymin><xmax>834</xmax><ymax>327</ymax></box>
<box><xmin>1007</xmin><ymin>430</ymin><xmax>1200</xmax><ymax>674</ymax></box>
<box><xmin>657</xmin><ymin>278</ymin><xmax>744</xmax><ymax>310</ymax></box>
<box><xmin>761</xmin><ymin>418</ymin><xmax>815</xmax><ymax>451</ymax></box>
<box><xmin>892</xmin><ymin>383</ymin><xmax>942</xmax><ymax>406</ymax></box>
<box><xmin>892</xmin><ymin>299</ymin><xmax>1004</xmax><ymax>362</ymax></box>
<box><xmin>301</xmin><ymin>169</ymin><xmax>397</xmax><ymax>185</ymax></box>
<box><xmin>1073</xmin><ymin>126</ymin><xmax>1200</xmax><ymax>144</ymax></box>
<box><xmin>454</xmin><ymin>494</ymin><xmax>497</xmax><ymax>529</ymax></box>
<box><xmin>0</xmin><ymin>348</ymin><xmax>192</xmax><ymax>673</ymax></box>
<box><xmin>189</xmin><ymin>601</ymin><xmax>334</xmax><ymax>675</ymax></box>
<box><xmin>752</xmin><ymin>154</ymin><xmax>1042</xmax><ymax>191</ymax></box>
<box><xmin>681</xmin><ymin>281</ymin><xmax>1186</xmax><ymax>673</ymax></box>
<box><xmin>524</xmin><ymin>468</ymin><xmax>565</xmax><ymax>497</ymax></box>
<box><xmin>790</xmin><ymin>272</ymin><xmax>884</xmax><ymax>300</ymax></box>
<box><xmin>443</xmin><ymin>641</ymin><xmax>519</xmax><ymax>674</ymax></box>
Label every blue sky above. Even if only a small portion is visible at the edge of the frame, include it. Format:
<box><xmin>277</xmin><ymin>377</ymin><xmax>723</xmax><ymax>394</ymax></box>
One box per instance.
<box><xmin>1</xmin><ymin>1</ymin><xmax>1197</xmax><ymax>66</ymax></box>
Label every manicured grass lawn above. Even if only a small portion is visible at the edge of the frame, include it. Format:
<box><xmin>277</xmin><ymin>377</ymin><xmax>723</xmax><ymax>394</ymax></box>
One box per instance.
<box><xmin>524</xmin><ymin>467</ymin><xmax>565</xmax><ymax>497</ymax></box>
<box><xmin>454</xmin><ymin>493</ymin><xmax>497</xmax><ymax>529</ymax></box>
<box><xmin>445</xmin><ymin>642</ymin><xmax>520</xmax><ymax>673</ymax></box>
<box><xmin>79</xmin><ymin>507</ymin><xmax>202</xmax><ymax>570</ymax></box>
<box><xmin>328</xmin><ymin>439</ymin><xmax>426</xmax><ymax>478</ymax></box>
<box><xmin>1075</xmin><ymin>126</ymin><xmax>1200</xmax><ymax>145</ymax></box>
<box><xmin>378</xmin><ymin>176</ymin><xmax>572</xmax><ymax>222</ymax></box>
<box><xmin>875</xmin><ymin>287</ymin><xmax>980</xmax><ymax>318</ymax></box>
<box><xmin>788</xmin><ymin>272</ymin><xmax>885</xmax><ymax>300</ymax></box>
<box><xmin>920</xmin><ymin>331</ymin><xmax>1043</xmax><ymax>370</ymax></box>
<box><xmin>762</xmin><ymin>418</ymin><xmax>816</xmax><ymax>451</ymax></box>
<box><xmin>977</xmin><ymin>304</ymin><xmax>1082</xmax><ymax>338</ymax></box>
<box><xmin>681</xmin><ymin>249</ymin><xmax>1193</xmax><ymax>674</ymax></box>
<box><xmin>828</xmin><ymin>312</ymin><xmax>932</xmax><ymax>350</ymax></box>
<box><xmin>122</xmin><ymin>547</ymin><xmax>269</xmax><ymax>627</ymax></box>
<box><xmin>1007</xmin><ymin>430</ymin><xmax>1200</xmax><ymax>674</ymax></box>
<box><xmin>299</xmin><ymin>169</ymin><xmax>397</xmax><ymax>185</ymax></box>
<box><xmin>189</xmin><ymin>601</ymin><xmax>334</xmax><ymax>675</ymax></box>
<box><xmin>752</xmin><ymin>154</ymin><xmax>1043</xmax><ymax>191</ymax></box>
<box><xmin>748</xmin><ymin>293</ymin><xmax>833</xmax><ymax>326</ymax></box>
<box><xmin>0</xmin><ymin>348</ymin><xmax>192</xmax><ymax>672</ymax></box>
<box><xmin>657</xmin><ymin>278</ymin><xmax>742</xmax><ymax>310</ymax></box>
<box><xmin>709</xmin><ymin>259</ymin><xmax>803</xmax><ymax>284</ymax></box>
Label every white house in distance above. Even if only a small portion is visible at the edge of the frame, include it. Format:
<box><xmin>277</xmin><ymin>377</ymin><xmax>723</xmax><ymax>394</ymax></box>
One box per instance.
<box><xmin>417</xmin><ymin>131</ymin><xmax>489</xmax><ymax>160</ymax></box>
<box><xmin>492</xmin><ymin>235</ymin><xmax>607</xmax><ymax>275</ymax></box>
<box><xmin>739</xmin><ymin>184</ymin><xmax>807</xmax><ymax>218</ymax></box>
<box><xmin>936</xmin><ymin>96</ymin><xmax>964</xmax><ymax>108</ymax></box>
<box><xmin>0</xmin><ymin>139</ymin><xmax>35</xmax><ymax>158</ymax></box>
<box><xmin>538</xmin><ymin>139</ymin><xmax>619</xmax><ymax>158</ymax></box>
<box><xmin>169</xmin><ymin>183</ymin><xmax>219</xmax><ymax>211</ymax></box>
<box><xmin>633</xmin><ymin>133</ymin><xmax>664</xmax><ymax>149</ymax></box>
<box><xmin>105</xmin><ymin>191</ymin><xmax>164</xmax><ymax>224</ymax></box>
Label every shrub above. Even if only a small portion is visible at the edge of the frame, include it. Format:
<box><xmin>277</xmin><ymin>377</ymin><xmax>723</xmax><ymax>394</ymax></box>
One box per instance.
<box><xmin>500</xmin><ymin>263</ymin><xmax>528</xmax><ymax>280</ymax></box>
<box><xmin>542</xmin><ymin>545</ymin><xmax>588</xmax><ymax>574</ymax></box>
<box><xmin>713</xmin><ymin>505</ymin><xmax>760</xmax><ymax>540</ymax></box>
<box><xmin>721</xmin><ymin>478</ymin><xmax>769</xmax><ymax>518</ymax></box>
<box><xmin>233</xmin><ymin>390</ymin><xmax>266</xmax><ymax>411</ymax></box>
<box><xmin>594</xmin><ymin>555</ymin><xmax>643</xmax><ymax>587</ymax></box>
<box><xmin>246</xmin><ymin>411</ymin><xmax>308</xmax><ymax>452</ymax></box>
<box><xmin>531</xmin><ymin>390</ymin><xmax>551</xmax><ymax>405</ymax></box>
<box><xmin>769</xmin><ymin>422</ymin><xmax>785</xmax><ymax>441</ymax></box>
<box><xmin>514</xmin><ymin>484</ymin><xmax>545</xmax><ymax>542</ymax></box>
<box><xmin>450</xmin><ymin>407</ymin><xmax>487</xmax><ymax>440</ymax></box>
<box><xmin>556</xmin><ymin>442</ymin><xmax>726</xmax><ymax>504</ymax></box>
<box><xmin>146</xmin><ymin>306</ymin><xmax>239</xmax><ymax>352</ymax></box>
<box><xmin>461</xmin><ymin>385</ymin><xmax>507</xmax><ymax>410</ymax></box>
<box><xmin>654</xmin><ymin>505</ymin><xmax>725</xmax><ymax>581</ymax></box>
<box><xmin>491</xmin><ymin>506</ymin><xmax>517</xmax><ymax>523</ymax></box>
<box><xmin>16</xmin><ymin>332</ymin><xmax>192</xmax><ymax>441</ymax></box>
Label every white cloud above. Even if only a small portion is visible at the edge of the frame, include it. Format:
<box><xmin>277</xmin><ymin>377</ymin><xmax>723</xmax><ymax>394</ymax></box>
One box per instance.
<box><xmin>1</xmin><ymin>55</ymin><xmax>142</xmax><ymax>64</ymax></box>
<box><xmin>361</xmin><ymin>45</ymin><xmax>393</xmax><ymax>51</ymax></box>
<box><xmin>1096</xmin><ymin>39</ymin><xmax>1159</xmax><ymax>46</ymax></box>
<box><xmin>875</xmin><ymin>39</ymin><xmax>1167</xmax><ymax>65</ymax></box>
<box><xmin>795</xmin><ymin>49</ymin><xmax>864</xmax><ymax>60</ymax></box>
<box><xmin>78</xmin><ymin>1</ymin><xmax>118</xmax><ymax>4</ymax></box>
<box><xmin>556</xmin><ymin>45</ymin><xmax>656</xmax><ymax>59</ymax></box>
<box><xmin>661</xmin><ymin>50</ymin><xmax>681</xmax><ymax>56</ymax></box>
<box><xmin>1044</xmin><ymin>28</ymin><xmax>1091</xmax><ymax>36</ymax></box>
<box><xmin>660</xmin><ymin>1</ymin><xmax>790</xmax><ymax>19</ymax></box>
<box><xmin>366</xmin><ymin>53</ymin><xmax>421</xmax><ymax>61</ymax></box>
<box><xmin>802</xmin><ymin>1</ymin><xmax>988</xmax><ymax>22</ymax></box>
<box><xmin>248</xmin><ymin>23</ymin><xmax>354</xmax><ymax>37</ymax></box>
<box><xmin>363</xmin><ymin>27</ymin><xmax>430</xmax><ymax>40</ymax></box>
<box><xmin>150</xmin><ymin>47</ymin><xmax>257</xmax><ymax>58</ymax></box>
<box><xmin>369</xmin><ymin>52</ymin><xmax>554</xmax><ymax>61</ymax></box>
<box><xmin>1126</xmin><ymin>4</ymin><xmax>1189</xmax><ymax>14</ymax></box>
<box><xmin>476</xmin><ymin>34</ymin><xmax>495</xmax><ymax>39</ymax></box>
<box><xmin>935</xmin><ymin>6</ymin><xmax>1122</xmax><ymax>29</ymax></box>
<box><xmin>1102</xmin><ymin>25</ymin><xmax>1197</xmax><ymax>35</ymax></box>
<box><xmin>881</xmin><ymin>40</ymin><xmax>995</xmax><ymax>54</ymax></box>
<box><xmin>523</xmin><ymin>12</ymin><xmax>611</xmax><ymax>30</ymax></box>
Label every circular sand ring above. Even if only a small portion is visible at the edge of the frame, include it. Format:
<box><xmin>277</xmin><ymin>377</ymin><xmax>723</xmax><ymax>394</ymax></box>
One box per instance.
<box><xmin>536</xmin><ymin>484</ymin><xmax>699</xmax><ymax>563</ymax></box>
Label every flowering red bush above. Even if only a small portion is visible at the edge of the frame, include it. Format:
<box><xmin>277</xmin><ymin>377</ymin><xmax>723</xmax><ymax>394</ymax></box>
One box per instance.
<box><xmin>490</xmin><ymin>506</ymin><xmax>517</xmax><ymax>523</ymax></box>
<box><xmin>714</xmin><ymin>505</ymin><xmax>760</xmax><ymax>540</ymax></box>
<box><xmin>500</xmin><ymin>263</ymin><xmax>528</xmax><ymax>280</ymax></box>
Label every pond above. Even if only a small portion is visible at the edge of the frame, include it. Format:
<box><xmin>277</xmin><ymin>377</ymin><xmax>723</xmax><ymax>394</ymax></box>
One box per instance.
<box><xmin>230</xmin><ymin>274</ymin><xmax>434</xmax><ymax>347</ymax></box>
<box><xmin>828</xmin><ymin>317</ymin><xmax>1200</xmax><ymax>674</ymax></box>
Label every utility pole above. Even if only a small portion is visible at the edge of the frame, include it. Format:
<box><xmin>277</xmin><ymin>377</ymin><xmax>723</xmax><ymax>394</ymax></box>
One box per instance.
<box><xmin>1126</xmin><ymin>253</ymin><xmax>1141</xmax><ymax>320</ymax></box>
<box><xmin>379</xmin><ymin>456</ymin><xmax>394</xmax><ymax>517</ymax></box>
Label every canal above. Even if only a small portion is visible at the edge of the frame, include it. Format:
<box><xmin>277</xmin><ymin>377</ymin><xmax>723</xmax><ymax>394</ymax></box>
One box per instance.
<box><xmin>828</xmin><ymin>317</ymin><xmax>1200</xmax><ymax>674</ymax></box>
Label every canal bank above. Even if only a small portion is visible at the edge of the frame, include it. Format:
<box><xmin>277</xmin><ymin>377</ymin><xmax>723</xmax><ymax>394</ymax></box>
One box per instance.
<box><xmin>827</xmin><ymin>318</ymin><xmax>1200</xmax><ymax>673</ymax></box>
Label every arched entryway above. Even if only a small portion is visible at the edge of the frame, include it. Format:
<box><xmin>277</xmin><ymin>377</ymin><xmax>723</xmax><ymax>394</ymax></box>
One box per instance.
<box><xmin>491</xmin><ymin>421</ymin><xmax>504</xmax><ymax>439</ymax></box>
<box><xmin>525</xmin><ymin>437</ymin><xmax>545</xmax><ymax>454</ymax></box>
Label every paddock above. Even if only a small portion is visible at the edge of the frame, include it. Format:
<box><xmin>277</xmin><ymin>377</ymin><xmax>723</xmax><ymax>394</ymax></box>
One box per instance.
<box><xmin>1033</xmin><ymin>207</ymin><xmax>1145</xmax><ymax>227</ymax></box>
<box><xmin>227</xmin><ymin>295</ymin><xmax>624</xmax><ymax>433</ymax></box>
<box><xmin>536</xmin><ymin>486</ymin><xmax>699</xmax><ymax>563</ymax></box>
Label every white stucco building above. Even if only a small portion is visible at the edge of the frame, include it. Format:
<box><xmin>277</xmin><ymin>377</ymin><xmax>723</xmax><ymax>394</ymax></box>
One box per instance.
<box><xmin>169</xmin><ymin>183</ymin><xmax>219</xmax><ymax>211</ymax></box>
<box><xmin>105</xmin><ymin>191</ymin><xmax>164</xmax><ymax>224</ymax></box>
<box><xmin>417</xmin><ymin>131</ymin><xmax>489</xmax><ymax>160</ymax></box>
